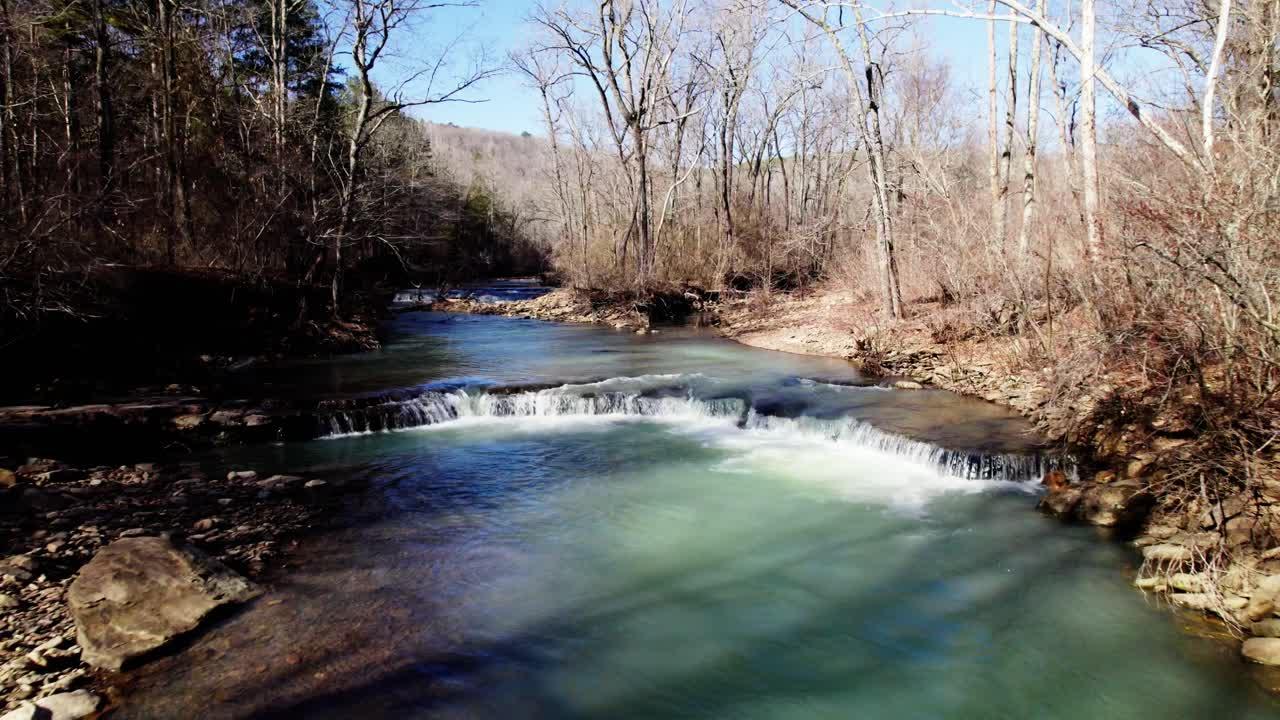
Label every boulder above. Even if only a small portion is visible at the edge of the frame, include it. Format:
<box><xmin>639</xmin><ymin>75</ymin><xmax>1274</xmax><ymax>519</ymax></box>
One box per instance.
<box><xmin>1168</xmin><ymin>573</ymin><xmax>1207</xmax><ymax>593</ymax></box>
<box><xmin>1245</xmin><ymin>575</ymin><xmax>1280</xmax><ymax>621</ymax></box>
<box><xmin>68</xmin><ymin>536</ymin><xmax>261</xmax><ymax>670</ymax></box>
<box><xmin>0</xmin><ymin>469</ymin><xmax>16</xmax><ymax>489</ymax></box>
<box><xmin>1078</xmin><ymin>481</ymin><xmax>1153</xmax><ymax>529</ymax></box>
<box><xmin>1252</xmin><ymin>619</ymin><xmax>1280</xmax><ymax>638</ymax></box>
<box><xmin>1243</xmin><ymin>638</ymin><xmax>1280</xmax><ymax>666</ymax></box>
<box><xmin>0</xmin><ymin>690</ymin><xmax>100</xmax><ymax>720</ymax></box>
<box><xmin>1142</xmin><ymin>544</ymin><xmax>1194</xmax><ymax>564</ymax></box>
<box><xmin>1038</xmin><ymin>486</ymin><xmax>1082</xmax><ymax>520</ymax></box>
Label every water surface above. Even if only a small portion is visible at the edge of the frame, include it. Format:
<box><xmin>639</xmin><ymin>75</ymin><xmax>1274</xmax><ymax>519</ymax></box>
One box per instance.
<box><xmin>117</xmin><ymin>308</ymin><xmax>1280</xmax><ymax>719</ymax></box>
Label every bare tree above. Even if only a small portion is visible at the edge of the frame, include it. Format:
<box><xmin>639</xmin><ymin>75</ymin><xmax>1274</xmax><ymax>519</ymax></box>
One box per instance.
<box><xmin>1016</xmin><ymin>0</ymin><xmax>1044</xmax><ymax>255</ymax></box>
<box><xmin>329</xmin><ymin>0</ymin><xmax>496</xmax><ymax>312</ymax></box>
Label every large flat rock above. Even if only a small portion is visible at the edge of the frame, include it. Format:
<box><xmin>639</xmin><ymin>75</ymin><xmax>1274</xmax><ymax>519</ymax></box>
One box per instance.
<box><xmin>68</xmin><ymin>536</ymin><xmax>260</xmax><ymax>670</ymax></box>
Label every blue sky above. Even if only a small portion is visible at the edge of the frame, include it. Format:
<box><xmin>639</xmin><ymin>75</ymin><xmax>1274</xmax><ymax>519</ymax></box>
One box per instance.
<box><xmin>400</xmin><ymin>1</ymin><xmax>547</xmax><ymax>134</ymax></box>
<box><xmin>387</xmin><ymin>1</ymin><xmax>1127</xmax><ymax>138</ymax></box>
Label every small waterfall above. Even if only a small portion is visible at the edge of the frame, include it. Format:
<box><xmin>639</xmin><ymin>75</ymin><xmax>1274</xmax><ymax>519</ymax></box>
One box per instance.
<box><xmin>312</xmin><ymin>378</ymin><xmax>1070</xmax><ymax>483</ymax></box>
<box><xmin>316</xmin><ymin>392</ymin><xmax>459</xmax><ymax>436</ymax></box>
<box><xmin>315</xmin><ymin>387</ymin><xmax>745</xmax><ymax>437</ymax></box>
<box><xmin>453</xmin><ymin>390</ymin><xmax>746</xmax><ymax>422</ymax></box>
<box><xmin>742</xmin><ymin>411</ymin><xmax>1065</xmax><ymax>483</ymax></box>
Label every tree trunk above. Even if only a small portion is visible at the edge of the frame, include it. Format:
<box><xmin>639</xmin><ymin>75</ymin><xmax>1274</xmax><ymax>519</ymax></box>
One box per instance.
<box><xmin>854</xmin><ymin>10</ymin><xmax>903</xmax><ymax>318</ymax></box>
<box><xmin>995</xmin><ymin>12</ymin><xmax>1018</xmax><ymax>249</ymax></box>
<box><xmin>1017</xmin><ymin>0</ymin><xmax>1044</xmax><ymax>255</ymax></box>
<box><xmin>93</xmin><ymin>0</ymin><xmax>114</xmax><ymax>199</ymax></box>
<box><xmin>987</xmin><ymin>0</ymin><xmax>1000</xmax><ymax>251</ymax></box>
<box><xmin>1080</xmin><ymin>0</ymin><xmax>1102</xmax><ymax>262</ymax></box>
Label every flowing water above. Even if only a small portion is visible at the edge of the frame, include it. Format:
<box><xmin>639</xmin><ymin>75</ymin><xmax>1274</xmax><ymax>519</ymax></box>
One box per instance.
<box><xmin>116</xmin><ymin>302</ymin><xmax>1280</xmax><ymax>719</ymax></box>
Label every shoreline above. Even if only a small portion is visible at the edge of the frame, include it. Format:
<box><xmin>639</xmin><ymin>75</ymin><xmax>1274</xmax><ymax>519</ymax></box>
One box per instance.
<box><xmin>0</xmin><ymin>457</ymin><xmax>360</xmax><ymax>715</ymax></box>
<box><xmin>3</xmin><ymin>286</ymin><xmax>1277</xmax><ymax>713</ymax></box>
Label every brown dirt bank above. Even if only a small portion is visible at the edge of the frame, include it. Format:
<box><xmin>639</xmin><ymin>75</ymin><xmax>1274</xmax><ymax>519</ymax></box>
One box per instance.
<box><xmin>434</xmin><ymin>285</ymin><xmax>1280</xmax><ymax>683</ymax></box>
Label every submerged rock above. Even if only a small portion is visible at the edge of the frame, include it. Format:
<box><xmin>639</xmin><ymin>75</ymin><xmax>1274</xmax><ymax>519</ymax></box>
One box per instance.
<box><xmin>68</xmin><ymin>536</ymin><xmax>261</xmax><ymax>670</ymax></box>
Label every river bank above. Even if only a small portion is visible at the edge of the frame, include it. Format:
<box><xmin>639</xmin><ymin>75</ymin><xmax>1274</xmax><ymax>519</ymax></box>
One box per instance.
<box><xmin>3</xmin><ymin>282</ymin><xmax>1277</xmax><ymax>716</ymax></box>
<box><xmin>433</xmin><ymin>284</ymin><xmax>1280</xmax><ymax>682</ymax></box>
<box><xmin>0</xmin><ymin>457</ymin><xmax>359</xmax><ymax>715</ymax></box>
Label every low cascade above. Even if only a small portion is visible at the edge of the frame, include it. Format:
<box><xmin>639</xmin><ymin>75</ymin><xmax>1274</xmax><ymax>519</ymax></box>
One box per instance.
<box><xmin>316</xmin><ymin>387</ymin><xmax>746</xmax><ymax>436</ymax></box>
<box><xmin>452</xmin><ymin>390</ymin><xmax>746</xmax><ymax>421</ymax></box>
<box><xmin>314</xmin><ymin>378</ymin><xmax>1070</xmax><ymax>484</ymax></box>
<box><xmin>318</xmin><ymin>392</ymin><xmax>459</xmax><ymax>436</ymax></box>
<box><xmin>742</xmin><ymin>411</ymin><xmax>1067</xmax><ymax>483</ymax></box>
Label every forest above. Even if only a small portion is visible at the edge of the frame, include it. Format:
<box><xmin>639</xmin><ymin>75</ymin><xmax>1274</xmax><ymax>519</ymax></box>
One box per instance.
<box><xmin>1</xmin><ymin>0</ymin><xmax>1276</xmax><ymax>489</ymax></box>
<box><xmin>0</xmin><ymin>0</ymin><xmax>545</xmax><ymax>340</ymax></box>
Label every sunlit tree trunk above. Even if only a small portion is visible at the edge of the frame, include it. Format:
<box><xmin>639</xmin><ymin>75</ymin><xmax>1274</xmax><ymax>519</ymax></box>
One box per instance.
<box><xmin>1017</xmin><ymin>0</ymin><xmax>1044</xmax><ymax>255</ymax></box>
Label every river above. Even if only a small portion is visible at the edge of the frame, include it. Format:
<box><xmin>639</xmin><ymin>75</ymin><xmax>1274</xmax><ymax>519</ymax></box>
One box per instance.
<box><xmin>115</xmin><ymin>299</ymin><xmax>1280</xmax><ymax>718</ymax></box>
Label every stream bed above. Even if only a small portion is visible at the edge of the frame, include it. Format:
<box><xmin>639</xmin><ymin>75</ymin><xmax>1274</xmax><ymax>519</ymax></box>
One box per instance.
<box><xmin>114</xmin><ymin>307</ymin><xmax>1280</xmax><ymax>719</ymax></box>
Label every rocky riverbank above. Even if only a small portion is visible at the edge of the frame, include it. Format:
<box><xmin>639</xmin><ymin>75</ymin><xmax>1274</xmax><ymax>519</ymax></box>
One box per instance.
<box><xmin>0</xmin><ymin>457</ymin><xmax>357</xmax><ymax>716</ymax></box>
<box><xmin>432</xmin><ymin>285</ymin><xmax>1280</xmax><ymax>683</ymax></box>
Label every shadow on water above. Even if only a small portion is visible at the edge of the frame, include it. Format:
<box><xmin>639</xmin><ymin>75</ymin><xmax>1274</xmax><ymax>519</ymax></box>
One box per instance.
<box><xmin>113</xmin><ymin>455</ymin><xmax>1280</xmax><ymax>719</ymax></box>
<box><xmin>106</xmin><ymin>312</ymin><xmax>1280</xmax><ymax>719</ymax></box>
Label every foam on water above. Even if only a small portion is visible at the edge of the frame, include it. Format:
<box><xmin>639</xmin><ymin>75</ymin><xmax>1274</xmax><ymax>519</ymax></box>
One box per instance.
<box><xmin>314</xmin><ymin>375</ymin><xmax>1068</xmax><ymax>488</ymax></box>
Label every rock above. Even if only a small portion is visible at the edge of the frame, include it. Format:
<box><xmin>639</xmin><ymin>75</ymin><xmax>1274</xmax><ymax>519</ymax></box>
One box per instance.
<box><xmin>172</xmin><ymin>414</ymin><xmax>205</xmax><ymax>430</ymax></box>
<box><xmin>887</xmin><ymin>379</ymin><xmax>924</xmax><ymax>390</ymax></box>
<box><xmin>0</xmin><ymin>690</ymin><xmax>100</xmax><ymax>720</ymax></box>
<box><xmin>1169</xmin><ymin>593</ymin><xmax>1215</xmax><ymax>611</ymax></box>
<box><xmin>192</xmin><ymin>518</ymin><xmax>217</xmax><ymax>532</ymax></box>
<box><xmin>31</xmin><ymin>468</ymin><xmax>84</xmax><ymax>485</ymax></box>
<box><xmin>0</xmin><ymin>469</ymin><xmax>16</xmax><ymax>489</ymax></box>
<box><xmin>0</xmin><ymin>554</ymin><xmax>37</xmax><ymax>581</ymax></box>
<box><xmin>260</xmin><ymin>474</ymin><xmax>304</xmax><ymax>490</ymax></box>
<box><xmin>67</xmin><ymin>536</ymin><xmax>261</xmax><ymax>670</ymax></box>
<box><xmin>1041</xmin><ymin>470</ymin><xmax>1069</xmax><ymax>491</ymax></box>
<box><xmin>1243</xmin><ymin>638</ymin><xmax>1280</xmax><ymax>665</ymax></box>
<box><xmin>1134</xmin><ymin>576</ymin><xmax>1165</xmax><ymax>591</ymax></box>
<box><xmin>1169</xmin><ymin>573</ymin><xmax>1207</xmax><ymax>592</ymax></box>
<box><xmin>15</xmin><ymin>458</ymin><xmax>63</xmax><ymax>478</ymax></box>
<box><xmin>1201</xmin><ymin>493</ymin><xmax>1249</xmax><ymax>529</ymax></box>
<box><xmin>1245</xmin><ymin>575</ymin><xmax>1280</xmax><ymax>621</ymax></box>
<box><xmin>226</xmin><ymin>470</ymin><xmax>257</xmax><ymax>482</ymax></box>
<box><xmin>1252</xmin><ymin>619</ymin><xmax>1280</xmax><ymax>638</ymax></box>
<box><xmin>0</xmin><ymin>593</ymin><xmax>18</xmax><ymax>608</ymax></box>
<box><xmin>1038</xmin><ymin>486</ymin><xmax>1082</xmax><ymax>520</ymax></box>
<box><xmin>1078</xmin><ymin>481</ymin><xmax>1153</xmax><ymax>528</ymax></box>
<box><xmin>1142</xmin><ymin>544</ymin><xmax>1193</xmax><ymax>564</ymax></box>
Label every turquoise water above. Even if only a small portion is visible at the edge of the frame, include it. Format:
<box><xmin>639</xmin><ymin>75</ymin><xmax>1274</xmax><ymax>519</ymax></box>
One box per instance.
<box><xmin>116</xmin><ymin>310</ymin><xmax>1280</xmax><ymax>719</ymax></box>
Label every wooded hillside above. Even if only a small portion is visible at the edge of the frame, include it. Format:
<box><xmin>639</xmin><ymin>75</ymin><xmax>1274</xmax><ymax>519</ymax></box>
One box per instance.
<box><xmin>0</xmin><ymin>0</ymin><xmax>546</xmax><ymax>337</ymax></box>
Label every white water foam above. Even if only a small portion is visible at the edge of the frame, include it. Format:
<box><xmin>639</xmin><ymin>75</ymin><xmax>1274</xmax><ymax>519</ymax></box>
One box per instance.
<box><xmin>315</xmin><ymin>377</ymin><xmax>1066</xmax><ymax>486</ymax></box>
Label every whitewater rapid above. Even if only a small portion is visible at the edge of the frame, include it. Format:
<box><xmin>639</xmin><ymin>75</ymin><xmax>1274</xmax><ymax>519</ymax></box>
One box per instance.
<box><xmin>314</xmin><ymin>375</ymin><xmax>1070</xmax><ymax>486</ymax></box>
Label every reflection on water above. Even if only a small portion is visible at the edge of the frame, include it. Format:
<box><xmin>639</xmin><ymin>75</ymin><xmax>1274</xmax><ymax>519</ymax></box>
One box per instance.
<box><xmin>116</xmin><ymin>312</ymin><xmax>1280</xmax><ymax>719</ymax></box>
